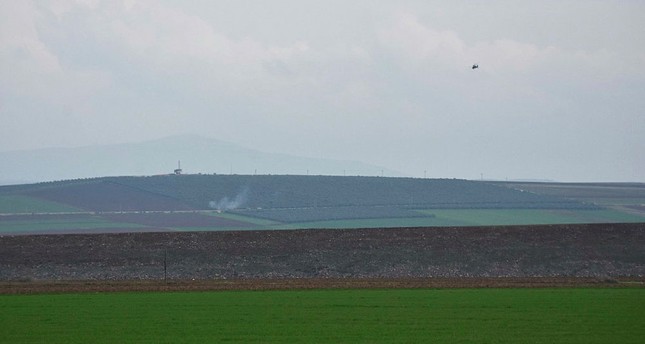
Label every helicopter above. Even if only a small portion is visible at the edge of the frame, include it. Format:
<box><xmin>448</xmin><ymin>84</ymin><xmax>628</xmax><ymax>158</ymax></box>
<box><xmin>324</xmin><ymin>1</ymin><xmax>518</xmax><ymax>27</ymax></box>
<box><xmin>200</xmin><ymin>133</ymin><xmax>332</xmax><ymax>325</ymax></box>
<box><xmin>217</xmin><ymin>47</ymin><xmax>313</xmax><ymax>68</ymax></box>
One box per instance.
<box><xmin>472</xmin><ymin>64</ymin><xmax>479</xmax><ymax>70</ymax></box>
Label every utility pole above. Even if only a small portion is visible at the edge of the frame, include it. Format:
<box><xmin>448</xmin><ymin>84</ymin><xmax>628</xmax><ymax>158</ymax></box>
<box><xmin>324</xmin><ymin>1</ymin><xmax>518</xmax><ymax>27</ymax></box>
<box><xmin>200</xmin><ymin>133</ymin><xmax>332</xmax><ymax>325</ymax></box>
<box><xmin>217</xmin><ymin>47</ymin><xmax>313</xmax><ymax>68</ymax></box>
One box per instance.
<box><xmin>163</xmin><ymin>249</ymin><xmax>167</xmax><ymax>283</ymax></box>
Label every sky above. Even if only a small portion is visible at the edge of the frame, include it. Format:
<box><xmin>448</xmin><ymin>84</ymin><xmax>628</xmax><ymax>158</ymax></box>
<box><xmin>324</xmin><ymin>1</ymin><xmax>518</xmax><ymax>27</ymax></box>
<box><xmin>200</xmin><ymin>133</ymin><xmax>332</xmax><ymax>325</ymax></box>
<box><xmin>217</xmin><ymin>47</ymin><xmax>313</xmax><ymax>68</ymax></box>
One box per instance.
<box><xmin>1</xmin><ymin>0</ymin><xmax>644</xmax><ymax>182</ymax></box>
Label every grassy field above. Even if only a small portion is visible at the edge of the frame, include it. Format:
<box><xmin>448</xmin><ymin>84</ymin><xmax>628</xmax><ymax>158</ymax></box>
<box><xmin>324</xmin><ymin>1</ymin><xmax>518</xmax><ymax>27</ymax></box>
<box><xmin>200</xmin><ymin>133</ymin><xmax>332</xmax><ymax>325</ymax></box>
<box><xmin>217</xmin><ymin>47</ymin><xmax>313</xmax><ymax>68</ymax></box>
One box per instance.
<box><xmin>1</xmin><ymin>177</ymin><xmax>642</xmax><ymax>234</ymax></box>
<box><xmin>1</xmin><ymin>288</ymin><xmax>643</xmax><ymax>343</ymax></box>
<box><xmin>416</xmin><ymin>208</ymin><xmax>645</xmax><ymax>226</ymax></box>
<box><xmin>0</xmin><ymin>216</ymin><xmax>146</xmax><ymax>234</ymax></box>
<box><xmin>2</xmin><ymin>208</ymin><xmax>642</xmax><ymax>234</ymax></box>
<box><xmin>264</xmin><ymin>208</ymin><xmax>645</xmax><ymax>230</ymax></box>
<box><xmin>0</xmin><ymin>195</ymin><xmax>81</xmax><ymax>214</ymax></box>
<box><xmin>491</xmin><ymin>182</ymin><xmax>645</xmax><ymax>211</ymax></box>
<box><xmin>207</xmin><ymin>211</ymin><xmax>279</xmax><ymax>226</ymax></box>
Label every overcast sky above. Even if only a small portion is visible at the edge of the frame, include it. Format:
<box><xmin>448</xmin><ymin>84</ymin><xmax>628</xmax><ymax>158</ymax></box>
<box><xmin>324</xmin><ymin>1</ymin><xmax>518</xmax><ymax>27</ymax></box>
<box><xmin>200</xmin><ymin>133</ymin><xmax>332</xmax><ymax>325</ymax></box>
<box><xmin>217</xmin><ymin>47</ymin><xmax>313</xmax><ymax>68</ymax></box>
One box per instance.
<box><xmin>1</xmin><ymin>0</ymin><xmax>644</xmax><ymax>182</ymax></box>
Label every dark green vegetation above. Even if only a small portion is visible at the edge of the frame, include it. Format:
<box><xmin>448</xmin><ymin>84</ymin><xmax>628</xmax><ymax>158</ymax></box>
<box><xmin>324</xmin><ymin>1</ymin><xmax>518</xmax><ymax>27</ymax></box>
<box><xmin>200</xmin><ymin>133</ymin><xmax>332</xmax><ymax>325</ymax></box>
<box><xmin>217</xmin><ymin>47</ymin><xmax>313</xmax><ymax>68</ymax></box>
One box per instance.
<box><xmin>0</xmin><ymin>195</ymin><xmax>81</xmax><ymax>213</ymax></box>
<box><xmin>492</xmin><ymin>181</ymin><xmax>645</xmax><ymax>216</ymax></box>
<box><xmin>1</xmin><ymin>288</ymin><xmax>643</xmax><ymax>343</ymax></box>
<box><xmin>1</xmin><ymin>175</ymin><xmax>643</xmax><ymax>234</ymax></box>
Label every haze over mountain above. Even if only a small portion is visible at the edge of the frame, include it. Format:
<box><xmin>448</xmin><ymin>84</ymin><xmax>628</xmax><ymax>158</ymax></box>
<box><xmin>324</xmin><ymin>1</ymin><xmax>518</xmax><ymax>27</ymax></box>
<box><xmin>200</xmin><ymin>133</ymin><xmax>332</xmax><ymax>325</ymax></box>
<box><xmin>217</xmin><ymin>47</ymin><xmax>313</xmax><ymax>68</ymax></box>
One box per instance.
<box><xmin>2</xmin><ymin>1</ymin><xmax>644</xmax><ymax>183</ymax></box>
<box><xmin>0</xmin><ymin>135</ymin><xmax>401</xmax><ymax>185</ymax></box>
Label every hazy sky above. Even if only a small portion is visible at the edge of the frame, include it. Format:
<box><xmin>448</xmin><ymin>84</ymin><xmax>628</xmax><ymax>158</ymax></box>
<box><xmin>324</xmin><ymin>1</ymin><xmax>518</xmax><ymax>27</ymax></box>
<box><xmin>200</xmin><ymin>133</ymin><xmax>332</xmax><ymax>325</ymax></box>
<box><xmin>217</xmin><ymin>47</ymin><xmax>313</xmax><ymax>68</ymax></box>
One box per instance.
<box><xmin>1</xmin><ymin>0</ymin><xmax>644</xmax><ymax>182</ymax></box>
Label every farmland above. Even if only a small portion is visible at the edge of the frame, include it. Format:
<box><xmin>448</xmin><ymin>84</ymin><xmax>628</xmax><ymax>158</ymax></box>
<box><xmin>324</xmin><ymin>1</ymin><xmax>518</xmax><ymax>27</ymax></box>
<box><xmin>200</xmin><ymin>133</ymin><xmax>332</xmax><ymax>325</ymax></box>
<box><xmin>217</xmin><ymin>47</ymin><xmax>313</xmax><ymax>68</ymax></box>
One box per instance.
<box><xmin>0</xmin><ymin>214</ymin><xmax>148</xmax><ymax>235</ymax></box>
<box><xmin>492</xmin><ymin>181</ymin><xmax>645</xmax><ymax>216</ymax></box>
<box><xmin>232</xmin><ymin>205</ymin><xmax>433</xmax><ymax>223</ymax></box>
<box><xmin>2</xmin><ymin>175</ymin><xmax>598</xmax><ymax>212</ymax></box>
<box><xmin>0</xmin><ymin>195</ymin><xmax>81</xmax><ymax>214</ymax></box>
<box><xmin>1</xmin><ymin>176</ymin><xmax>643</xmax><ymax>343</ymax></box>
<box><xmin>1</xmin><ymin>175</ymin><xmax>643</xmax><ymax>234</ymax></box>
<box><xmin>2</xmin><ymin>223</ymin><xmax>643</xmax><ymax>281</ymax></box>
<box><xmin>2</xmin><ymin>288</ymin><xmax>644</xmax><ymax>343</ymax></box>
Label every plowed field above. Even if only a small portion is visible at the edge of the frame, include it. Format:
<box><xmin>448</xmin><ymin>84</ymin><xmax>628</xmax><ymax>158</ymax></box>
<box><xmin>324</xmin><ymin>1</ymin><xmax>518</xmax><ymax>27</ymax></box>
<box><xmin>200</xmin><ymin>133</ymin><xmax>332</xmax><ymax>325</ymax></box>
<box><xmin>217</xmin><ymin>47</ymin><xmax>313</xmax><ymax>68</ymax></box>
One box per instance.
<box><xmin>1</xmin><ymin>223</ymin><xmax>643</xmax><ymax>294</ymax></box>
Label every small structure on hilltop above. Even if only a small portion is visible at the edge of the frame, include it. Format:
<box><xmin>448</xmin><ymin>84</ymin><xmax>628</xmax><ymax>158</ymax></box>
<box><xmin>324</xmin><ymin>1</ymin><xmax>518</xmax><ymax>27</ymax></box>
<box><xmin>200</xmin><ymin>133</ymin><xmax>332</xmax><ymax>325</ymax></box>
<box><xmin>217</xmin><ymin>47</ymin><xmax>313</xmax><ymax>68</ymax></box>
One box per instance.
<box><xmin>174</xmin><ymin>161</ymin><xmax>182</xmax><ymax>175</ymax></box>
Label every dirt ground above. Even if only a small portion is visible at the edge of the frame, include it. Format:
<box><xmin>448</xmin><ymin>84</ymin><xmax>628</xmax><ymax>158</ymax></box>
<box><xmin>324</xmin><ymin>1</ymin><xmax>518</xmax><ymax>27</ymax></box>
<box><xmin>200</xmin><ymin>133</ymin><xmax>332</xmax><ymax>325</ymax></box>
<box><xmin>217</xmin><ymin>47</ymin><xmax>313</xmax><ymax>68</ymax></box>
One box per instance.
<box><xmin>2</xmin><ymin>277</ymin><xmax>643</xmax><ymax>294</ymax></box>
<box><xmin>1</xmin><ymin>223</ymin><xmax>644</xmax><ymax>293</ymax></box>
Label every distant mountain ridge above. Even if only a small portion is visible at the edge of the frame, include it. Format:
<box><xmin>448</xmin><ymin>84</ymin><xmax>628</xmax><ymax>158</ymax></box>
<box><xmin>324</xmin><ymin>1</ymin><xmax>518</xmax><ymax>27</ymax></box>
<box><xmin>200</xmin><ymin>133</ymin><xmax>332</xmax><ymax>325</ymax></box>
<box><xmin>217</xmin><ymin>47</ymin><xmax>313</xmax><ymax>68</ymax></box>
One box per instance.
<box><xmin>0</xmin><ymin>135</ymin><xmax>400</xmax><ymax>185</ymax></box>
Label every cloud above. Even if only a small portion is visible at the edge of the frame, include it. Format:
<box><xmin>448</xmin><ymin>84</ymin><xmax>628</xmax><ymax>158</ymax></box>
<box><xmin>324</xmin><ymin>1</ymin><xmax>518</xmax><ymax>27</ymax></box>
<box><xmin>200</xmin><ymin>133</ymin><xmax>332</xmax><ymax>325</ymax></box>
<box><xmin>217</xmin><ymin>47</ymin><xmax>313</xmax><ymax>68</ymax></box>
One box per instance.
<box><xmin>1</xmin><ymin>2</ymin><xmax>643</xmax><ymax>181</ymax></box>
<box><xmin>0</xmin><ymin>1</ymin><xmax>111</xmax><ymax>115</ymax></box>
<box><xmin>2</xmin><ymin>1</ymin><xmax>377</xmax><ymax>114</ymax></box>
<box><xmin>376</xmin><ymin>12</ymin><xmax>645</xmax><ymax>102</ymax></box>
<box><xmin>378</xmin><ymin>13</ymin><xmax>467</xmax><ymax>70</ymax></box>
<box><xmin>0</xmin><ymin>2</ymin><xmax>62</xmax><ymax>91</ymax></box>
<box><xmin>377</xmin><ymin>12</ymin><xmax>559</xmax><ymax>74</ymax></box>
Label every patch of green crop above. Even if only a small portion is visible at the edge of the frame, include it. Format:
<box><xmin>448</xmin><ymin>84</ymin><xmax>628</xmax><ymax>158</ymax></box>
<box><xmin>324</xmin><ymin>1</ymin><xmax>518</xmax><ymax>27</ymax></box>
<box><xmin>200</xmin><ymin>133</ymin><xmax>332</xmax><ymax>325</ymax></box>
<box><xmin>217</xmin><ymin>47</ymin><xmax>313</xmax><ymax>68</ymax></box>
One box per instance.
<box><xmin>206</xmin><ymin>211</ymin><xmax>280</xmax><ymax>226</ymax></box>
<box><xmin>1</xmin><ymin>288</ymin><xmax>643</xmax><ymax>343</ymax></box>
<box><xmin>415</xmin><ymin>208</ymin><xmax>645</xmax><ymax>226</ymax></box>
<box><xmin>172</xmin><ymin>226</ymin><xmax>255</xmax><ymax>232</ymax></box>
<box><xmin>577</xmin><ymin>208</ymin><xmax>645</xmax><ymax>222</ymax></box>
<box><xmin>580</xmin><ymin>198</ymin><xmax>645</xmax><ymax>206</ymax></box>
<box><xmin>272</xmin><ymin>217</ymin><xmax>458</xmax><ymax>229</ymax></box>
<box><xmin>0</xmin><ymin>216</ymin><xmax>146</xmax><ymax>234</ymax></box>
<box><xmin>266</xmin><ymin>208</ymin><xmax>645</xmax><ymax>229</ymax></box>
<box><xmin>0</xmin><ymin>195</ymin><xmax>81</xmax><ymax>214</ymax></box>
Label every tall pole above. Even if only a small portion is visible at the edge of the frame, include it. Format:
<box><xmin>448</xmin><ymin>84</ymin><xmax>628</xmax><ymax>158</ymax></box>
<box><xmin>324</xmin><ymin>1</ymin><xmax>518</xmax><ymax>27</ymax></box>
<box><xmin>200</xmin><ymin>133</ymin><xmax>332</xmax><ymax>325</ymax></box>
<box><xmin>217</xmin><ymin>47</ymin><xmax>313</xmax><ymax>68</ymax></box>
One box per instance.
<box><xmin>164</xmin><ymin>249</ymin><xmax>167</xmax><ymax>282</ymax></box>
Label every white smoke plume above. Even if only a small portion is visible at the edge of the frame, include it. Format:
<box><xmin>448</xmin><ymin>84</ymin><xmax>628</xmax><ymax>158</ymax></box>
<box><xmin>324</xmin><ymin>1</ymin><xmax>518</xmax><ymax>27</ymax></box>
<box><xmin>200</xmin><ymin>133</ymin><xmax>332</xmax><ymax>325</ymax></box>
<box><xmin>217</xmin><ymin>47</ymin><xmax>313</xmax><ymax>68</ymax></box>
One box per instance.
<box><xmin>209</xmin><ymin>187</ymin><xmax>249</xmax><ymax>211</ymax></box>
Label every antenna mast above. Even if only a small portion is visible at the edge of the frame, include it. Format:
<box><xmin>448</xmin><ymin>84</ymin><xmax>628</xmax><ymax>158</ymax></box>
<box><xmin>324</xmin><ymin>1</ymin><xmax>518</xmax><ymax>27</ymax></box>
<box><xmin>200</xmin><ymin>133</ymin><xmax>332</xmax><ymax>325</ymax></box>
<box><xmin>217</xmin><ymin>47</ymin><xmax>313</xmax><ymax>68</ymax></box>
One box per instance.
<box><xmin>174</xmin><ymin>160</ymin><xmax>183</xmax><ymax>175</ymax></box>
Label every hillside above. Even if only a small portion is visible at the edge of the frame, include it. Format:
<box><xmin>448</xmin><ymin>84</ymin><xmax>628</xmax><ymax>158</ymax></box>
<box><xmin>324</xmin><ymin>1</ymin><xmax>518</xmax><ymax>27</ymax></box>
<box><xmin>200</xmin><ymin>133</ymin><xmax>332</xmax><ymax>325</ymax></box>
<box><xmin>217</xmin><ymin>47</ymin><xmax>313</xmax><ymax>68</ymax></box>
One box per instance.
<box><xmin>491</xmin><ymin>181</ymin><xmax>645</xmax><ymax>207</ymax></box>
<box><xmin>2</xmin><ymin>175</ymin><xmax>643</xmax><ymax>234</ymax></box>
<box><xmin>1</xmin><ymin>175</ymin><xmax>594</xmax><ymax>212</ymax></box>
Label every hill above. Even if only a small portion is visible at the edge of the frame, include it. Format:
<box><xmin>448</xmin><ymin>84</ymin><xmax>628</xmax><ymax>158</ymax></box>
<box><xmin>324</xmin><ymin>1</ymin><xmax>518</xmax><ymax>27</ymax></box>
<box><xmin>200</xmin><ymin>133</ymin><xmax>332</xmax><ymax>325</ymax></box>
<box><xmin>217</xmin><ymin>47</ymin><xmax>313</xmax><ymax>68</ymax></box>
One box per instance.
<box><xmin>2</xmin><ymin>175</ymin><xmax>643</xmax><ymax>234</ymax></box>
<box><xmin>1</xmin><ymin>174</ymin><xmax>595</xmax><ymax>213</ymax></box>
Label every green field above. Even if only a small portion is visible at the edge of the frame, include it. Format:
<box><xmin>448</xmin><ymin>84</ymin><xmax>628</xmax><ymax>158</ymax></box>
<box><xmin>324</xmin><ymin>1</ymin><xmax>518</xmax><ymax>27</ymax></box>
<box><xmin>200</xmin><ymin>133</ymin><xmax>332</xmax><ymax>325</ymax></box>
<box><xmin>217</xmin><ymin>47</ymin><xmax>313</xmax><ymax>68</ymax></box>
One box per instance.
<box><xmin>0</xmin><ymin>216</ymin><xmax>146</xmax><ymax>234</ymax></box>
<box><xmin>0</xmin><ymin>195</ymin><xmax>81</xmax><ymax>214</ymax></box>
<box><xmin>263</xmin><ymin>208</ymin><xmax>645</xmax><ymax>230</ymax></box>
<box><xmin>208</xmin><ymin>211</ymin><xmax>280</xmax><ymax>226</ymax></box>
<box><xmin>1</xmin><ymin>288</ymin><xmax>643</xmax><ymax>343</ymax></box>
<box><xmin>2</xmin><ymin>208</ymin><xmax>643</xmax><ymax>234</ymax></box>
<box><xmin>1</xmin><ymin>177</ymin><xmax>643</xmax><ymax>234</ymax></box>
<box><xmin>416</xmin><ymin>208</ymin><xmax>645</xmax><ymax>226</ymax></box>
<box><xmin>273</xmin><ymin>217</ymin><xmax>454</xmax><ymax>229</ymax></box>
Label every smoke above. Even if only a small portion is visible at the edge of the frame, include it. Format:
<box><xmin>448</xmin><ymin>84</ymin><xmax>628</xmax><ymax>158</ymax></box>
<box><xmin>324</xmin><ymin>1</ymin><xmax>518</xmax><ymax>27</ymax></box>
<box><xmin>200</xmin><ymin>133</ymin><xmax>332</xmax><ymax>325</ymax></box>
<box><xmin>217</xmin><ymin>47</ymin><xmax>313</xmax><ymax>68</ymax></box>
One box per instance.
<box><xmin>209</xmin><ymin>187</ymin><xmax>249</xmax><ymax>211</ymax></box>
